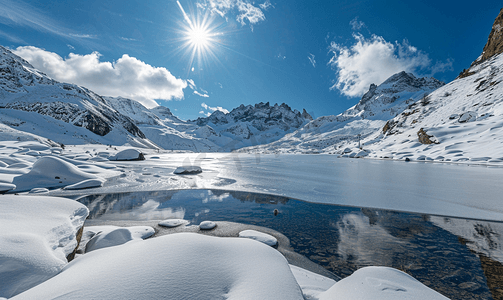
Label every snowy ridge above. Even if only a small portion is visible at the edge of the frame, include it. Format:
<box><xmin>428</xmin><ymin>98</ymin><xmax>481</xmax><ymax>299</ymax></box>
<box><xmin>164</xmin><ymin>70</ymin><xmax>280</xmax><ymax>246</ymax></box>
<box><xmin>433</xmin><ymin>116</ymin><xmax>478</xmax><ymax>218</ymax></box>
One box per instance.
<box><xmin>107</xmin><ymin>99</ymin><xmax>313</xmax><ymax>152</ymax></box>
<box><xmin>0</xmin><ymin>46</ymin><xmax>156</xmax><ymax>148</ymax></box>
<box><xmin>238</xmin><ymin>72</ymin><xmax>444</xmax><ymax>154</ymax></box>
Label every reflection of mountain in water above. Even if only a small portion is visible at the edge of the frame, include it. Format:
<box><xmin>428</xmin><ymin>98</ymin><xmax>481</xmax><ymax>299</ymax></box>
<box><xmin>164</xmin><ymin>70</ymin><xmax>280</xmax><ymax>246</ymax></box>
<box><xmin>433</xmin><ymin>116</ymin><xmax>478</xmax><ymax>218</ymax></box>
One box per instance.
<box><xmin>78</xmin><ymin>190</ymin><xmax>176</xmax><ymax>219</ymax></box>
<box><xmin>333</xmin><ymin>209</ymin><xmax>492</xmax><ymax>299</ymax></box>
<box><xmin>432</xmin><ymin>217</ymin><xmax>503</xmax><ymax>300</ymax></box>
<box><xmin>78</xmin><ymin>189</ymin><xmax>290</xmax><ymax>220</ymax></box>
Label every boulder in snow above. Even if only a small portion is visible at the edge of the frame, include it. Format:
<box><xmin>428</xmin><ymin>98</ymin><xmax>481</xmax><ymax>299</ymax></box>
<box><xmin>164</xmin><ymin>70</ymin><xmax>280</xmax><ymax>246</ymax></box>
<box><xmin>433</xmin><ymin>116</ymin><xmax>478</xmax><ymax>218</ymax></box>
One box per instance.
<box><xmin>174</xmin><ymin>166</ymin><xmax>202</xmax><ymax>175</ymax></box>
<box><xmin>108</xmin><ymin>149</ymin><xmax>145</xmax><ymax>161</ymax></box>
<box><xmin>239</xmin><ymin>230</ymin><xmax>278</xmax><ymax>246</ymax></box>
<box><xmin>158</xmin><ymin>219</ymin><xmax>190</xmax><ymax>228</ymax></box>
<box><xmin>199</xmin><ymin>221</ymin><xmax>217</xmax><ymax>230</ymax></box>
<box><xmin>458</xmin><ymin>111</ymin><xmax>477</xmax><ymax>123</ymax></box>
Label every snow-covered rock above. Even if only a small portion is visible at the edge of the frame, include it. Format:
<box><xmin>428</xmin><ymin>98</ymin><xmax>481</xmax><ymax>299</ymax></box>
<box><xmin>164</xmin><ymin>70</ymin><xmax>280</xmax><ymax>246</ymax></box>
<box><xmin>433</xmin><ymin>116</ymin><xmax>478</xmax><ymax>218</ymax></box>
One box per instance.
<box><xmin>12</xmin><ymin>156</ymin><xmax>101</xmax><ymax>192</ymax></box>
<box><xmin>0</xmin><ymin>182</ymin><xmax>15</xmax><ymax>192</ymax></box>
<box><xmin>12</xmin><ymin>233</ymin><xmax>304</xmax><ymax>300</ymax></box>
<box><xmin>0</xmin><ymin>195</ymin><xmax>88</xmax><ymax>298</ymax></box>
<box><xmin>174</xmin><ymin>165</ymin><xmax>202</xmax><ymax>174</ymax></box>
<box><xmin>158</xmin><ymin>219</ymin><xmax>190</xmax><ymax>228</ymax></box>
<box><xmin>239</xmin><ymin>230</ymin><xmax>278</xmax><ymax>246</ymax></box>
<box><xmin>318</xmin><ymin>266</ymin><xmax>449</xmax><ymax>300</ymax></box>
<box><xmin>199</xmin><ymin>221</ymin><xmax>217</xmax><ymax>230</ymax></box>
<box><xmin>84</xmin><ymin>226</ymin><xmax>155</xmax><ymax>253</ymax></box>
<box><xmin>108</xmin><ymin>149</ymin><xmax>145</xmax><ymax>161</ymax></box>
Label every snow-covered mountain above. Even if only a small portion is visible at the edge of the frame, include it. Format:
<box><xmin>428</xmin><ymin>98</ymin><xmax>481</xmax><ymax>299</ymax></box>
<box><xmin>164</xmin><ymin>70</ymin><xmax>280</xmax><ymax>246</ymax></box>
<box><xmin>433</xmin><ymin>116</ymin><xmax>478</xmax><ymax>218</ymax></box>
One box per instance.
<box><xmin>0</xmin><ymin>46</ymin><xmax>157</xmax><ymax>148</ymax></box>
<box><xmin>108</xmin><ymin>99</ymin><xmax>313</xmax><ymax>152</ymax></box>
<box><xmin>240</xmin><ymin>8</ymin><xmax>503</xmax><ymax>164</ymax></box>
<box><xmin>0</xmin><ymin>46</ymin><xmax>311</xmax><ymax>151</ymax></box>
<box><xmin>238</xmin><ymin>71</ymin><xmax>444</xmax><ymax>154</ymax></box>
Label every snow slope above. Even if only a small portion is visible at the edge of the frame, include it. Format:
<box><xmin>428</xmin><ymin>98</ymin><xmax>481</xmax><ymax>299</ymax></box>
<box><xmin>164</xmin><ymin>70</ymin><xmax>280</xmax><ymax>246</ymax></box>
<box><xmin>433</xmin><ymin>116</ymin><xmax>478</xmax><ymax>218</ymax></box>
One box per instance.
<box><xmin>0</xmin><ymin>46</ymin><xmax>157</xmax><ymax>148</ymax></box>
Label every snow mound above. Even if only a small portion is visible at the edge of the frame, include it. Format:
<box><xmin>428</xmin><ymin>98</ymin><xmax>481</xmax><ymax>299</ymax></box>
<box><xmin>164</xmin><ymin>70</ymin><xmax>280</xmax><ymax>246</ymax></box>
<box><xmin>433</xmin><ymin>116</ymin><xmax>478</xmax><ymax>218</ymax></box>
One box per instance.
<box><xmin>28</xmin><ymin>187</ymin><xmax>49</xmax><ymax>194</ymax></box>
<box><xmin>199</xmin><ymin>220</ymin><xmax>217</xmax><ymax>230</ymax></box>
<box><xmin>108</xmin><ymin>149</ymin><xmax>145</xmax><ymax>161</ymax></box>
<box><xmin>239</xmin><ymin>230</ymin><xmax>278</xmax><ymax>246</ymax></box>
<box><xmin>318</xmin><ymin>266</ymin><xmax>449</xmax><ymax>300</ymax></box>
<box><xmin>158</xmin><ymin>219</ymin><xmax>190</xmax><ymax>228</ymax></box>
<box><xmin>12</xmin><ymin>156</ymin><xmax>100</xmax><ymax>192</ymax></box>
<box><xmin>0</xmin><ymin>182</ymin><xmax>15</xmax><ymax>192</ymax></box>
<box><xmin>12</xmin><ymin>233</ymin><xmax>304</xmax><ymax>300</ymax></box>
<box><xmin>84</xmin><ymin>226</ymin><xmax>155</xmax><ymax>253</ymax></box>
<box><xmin>0</xmin><ymin>195</ymin><xmax>88</xmax><ymax>298</ymax></box>
<box><xmin>174</xmin><ymin>165</ymin><xmax>202</xmax><ymax>174</ymax></box>
<box><xmin>289</xmin><ymin>265</ymin><xmax>336</xmax><ymax>299</ymax></box>
<box><xmin>63</xmin><ymin>178</ymin><xmax>105</xmax><ymax>190</ymax></box>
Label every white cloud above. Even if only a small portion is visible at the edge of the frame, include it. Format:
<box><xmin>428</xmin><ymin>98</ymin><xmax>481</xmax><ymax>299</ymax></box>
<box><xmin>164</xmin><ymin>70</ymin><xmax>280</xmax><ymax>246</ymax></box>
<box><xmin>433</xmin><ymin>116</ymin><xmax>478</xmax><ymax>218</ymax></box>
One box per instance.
<box><xmin>14</xmin><ymin>46</ymin><xmax>187</xmax><ymax>108</ymax></box>
<box><xmin>350</xmin><ymin>17</ymin><xmax>366</xmax><ymax>31</ymax></box>
<box><xmin>259</xmin><ymin>0</ymin><xmax>272</xmax><ymax>10</ymax></box>
<box><xmin>201</xmin><ymin>102</ymin><xmax>229</xmax><ymax>114</ymax></box>
<box><xmin>308</xmin><ymin>53</ymin><xmax>316</xmax><ymax>68</ymax></box>
<box><xmin>68</xmin><ymin>33</ymin><xmax>97</xmax><ymax>39</ymax></box>
<box><xmin>329</xmin><ymin>33</ymin><xmax>433</xmax><ymax>97</ymax></box>
<box><xmin>194</xmin><ymin>91</ymin><xmax>209</xmax><ymax>97</ymax></box>
<box><xmin>199</xmin><ymin>110</ymin><xmax>212</xmax><ymax>117</ymax></box>
<box><xmin>197</xmin><ymin>0</ymin><xmax>267</xmax><ymax>28</ymax></box>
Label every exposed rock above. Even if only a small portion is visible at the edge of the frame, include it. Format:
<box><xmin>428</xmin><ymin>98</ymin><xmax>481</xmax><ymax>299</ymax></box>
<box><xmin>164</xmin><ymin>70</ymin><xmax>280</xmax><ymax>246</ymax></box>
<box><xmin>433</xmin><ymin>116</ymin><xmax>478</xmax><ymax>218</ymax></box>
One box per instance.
<box><xmin>174</xmin><ymin>166</ymin><xmax>202</xmax><ymax>175</ymax></box>
<box><xmin>417</xmin><ymin>128</ymin><xmax>438</xmax><ymax>145</ymax></box>
<box><xmin>481</xmin><ymin>8</ymin><xmax>503</xmax><ymax>62</ymax></box>
<box><xmin>458</xmin><ymin>111</ymin><xmax>477</xmax><ymax>123</ymax></box>
<box><xmin>66</xmin><ymin>225</ymin><xmax>84</xmax><ymax>262</ymax></box>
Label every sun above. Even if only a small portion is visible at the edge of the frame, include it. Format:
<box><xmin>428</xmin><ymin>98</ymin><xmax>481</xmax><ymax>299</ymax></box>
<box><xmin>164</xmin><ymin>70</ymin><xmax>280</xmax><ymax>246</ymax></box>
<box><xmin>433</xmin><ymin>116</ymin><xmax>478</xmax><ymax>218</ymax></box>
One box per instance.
<box><xmin>187</xmin><ymin>26</ymin><xmax>210</xmax><ymax>49</ymax></box>
<box><xmin>175</xmin><ymin>0</ymin><xmax>223</xmax><ymax>70</ymax></box>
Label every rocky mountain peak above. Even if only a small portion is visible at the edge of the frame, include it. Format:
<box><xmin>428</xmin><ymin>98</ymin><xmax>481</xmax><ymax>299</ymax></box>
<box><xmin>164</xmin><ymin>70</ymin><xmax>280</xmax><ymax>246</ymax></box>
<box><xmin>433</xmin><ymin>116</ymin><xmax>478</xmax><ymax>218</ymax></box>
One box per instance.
<box><xmin>481</xmin><ymin>8</ymin><xmax>503</xmax><ymax>62</ymax></box>
<box><xmin>355</xmin><ymin>71</ymin><xmax>444</xmax><ymax>112</ymax></box>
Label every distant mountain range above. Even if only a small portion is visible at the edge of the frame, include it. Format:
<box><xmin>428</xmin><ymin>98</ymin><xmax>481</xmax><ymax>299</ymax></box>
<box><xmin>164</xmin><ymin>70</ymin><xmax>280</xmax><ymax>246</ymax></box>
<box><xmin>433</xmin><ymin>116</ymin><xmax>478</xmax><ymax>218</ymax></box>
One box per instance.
<box><xmin>1</xmin><ymin>8</ymin><xmax>503</xmax><ymax>163</ymax></box>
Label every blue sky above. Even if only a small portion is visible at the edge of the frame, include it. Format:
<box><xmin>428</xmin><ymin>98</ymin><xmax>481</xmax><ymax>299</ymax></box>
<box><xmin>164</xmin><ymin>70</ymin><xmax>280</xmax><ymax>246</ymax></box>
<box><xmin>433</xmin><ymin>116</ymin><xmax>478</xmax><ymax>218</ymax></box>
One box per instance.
<box><xmin>0</xmin><ymin>0</ymin><xmax>501</xmax><ymax>120</ymax></box>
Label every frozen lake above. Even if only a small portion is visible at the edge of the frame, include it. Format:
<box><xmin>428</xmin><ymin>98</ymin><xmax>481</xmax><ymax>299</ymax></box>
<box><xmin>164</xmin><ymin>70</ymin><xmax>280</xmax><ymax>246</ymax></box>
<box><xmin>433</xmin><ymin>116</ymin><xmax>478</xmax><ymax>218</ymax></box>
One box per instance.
<box><xmin>58</xmin><ymin>153</ymin><xmax>503</xmax><ymax>222</ymax></box>
<box><xmin>77</xmin><ymin>189</ymin><xmax>503</xmax><ymax>300</ymax></box>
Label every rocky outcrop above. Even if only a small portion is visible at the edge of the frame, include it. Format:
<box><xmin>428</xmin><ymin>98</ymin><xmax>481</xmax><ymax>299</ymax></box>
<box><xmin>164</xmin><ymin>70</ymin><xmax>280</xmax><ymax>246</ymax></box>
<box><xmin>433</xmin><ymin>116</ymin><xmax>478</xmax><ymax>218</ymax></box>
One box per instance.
<box><xmin>417</xmin><ymin>128</ymin><xmax>438</xmax><ymax>145</ymax></box>
<box><xmin>481</xmin><ymin>8</ymin><xmax>503</xmax><ymax>62</ymax></box>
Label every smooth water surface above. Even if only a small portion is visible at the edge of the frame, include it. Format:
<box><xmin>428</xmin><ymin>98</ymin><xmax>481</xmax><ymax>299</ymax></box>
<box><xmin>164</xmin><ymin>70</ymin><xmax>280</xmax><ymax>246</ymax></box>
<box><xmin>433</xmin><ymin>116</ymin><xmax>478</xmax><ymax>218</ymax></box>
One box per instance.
<box><xmin>78</xmin><ymin>189</ymin><xmax>503</xmax><ymax>300</ymax></box>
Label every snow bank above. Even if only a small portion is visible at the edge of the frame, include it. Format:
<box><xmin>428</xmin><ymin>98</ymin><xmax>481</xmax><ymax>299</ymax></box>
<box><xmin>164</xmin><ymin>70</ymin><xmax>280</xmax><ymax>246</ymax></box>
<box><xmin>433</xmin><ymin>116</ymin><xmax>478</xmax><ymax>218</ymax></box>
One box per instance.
<box><xmin>0</xmin><ymin>195</ymin><xmax>88</xmax><ymax>298</ymax></box>
<box><xmin>12</xmin><ymin>233</ymin><xmax>304</xmax><ymax>300</ymax></box>
<box><xmin>318</xmin><ymin>266</ymin><xmax>449</xmax><ymax>300</ymax></box>
<box><xmin>12</xmin><ymin>156</ymin><xmax>101</xmax><ymax>192</ymax></box>
<box><xmin>63</xmin><ymin>178</ymin><xmax>105</xmax><ymax>190</ymax></box>
<box><xmin>108</xmin><ymin>149</ymin><xmax>145</xmax><ymax>161</ymax></box>
<box><xmin>84</xmin><ymin>225</ymin><xmax>155</xmax><ymax>253</ymax></box>
<box><xmin>239</xmin><ymin>229</ymin><xmax>278</xmax><ymax>246</ymax></box>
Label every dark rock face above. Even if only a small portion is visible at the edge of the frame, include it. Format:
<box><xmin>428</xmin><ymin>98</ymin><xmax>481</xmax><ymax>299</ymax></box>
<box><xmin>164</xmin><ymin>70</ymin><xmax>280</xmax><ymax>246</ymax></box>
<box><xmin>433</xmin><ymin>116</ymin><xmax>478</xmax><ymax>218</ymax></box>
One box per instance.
<box><xmin>481</xmin><ymin>8</ymin><xmax>503</xmax><ymax>62</ymax></box>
